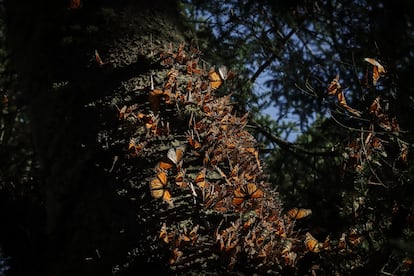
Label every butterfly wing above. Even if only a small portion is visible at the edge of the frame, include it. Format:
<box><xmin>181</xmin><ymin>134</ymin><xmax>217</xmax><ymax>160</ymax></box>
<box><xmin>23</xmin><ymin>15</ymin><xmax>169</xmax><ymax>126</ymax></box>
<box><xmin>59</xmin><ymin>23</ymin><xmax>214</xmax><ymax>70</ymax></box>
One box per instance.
<box><xmin>247</xmin><ymin>183</ymin><xmax>263</xmax><ymax>199</ymax></box>
<box><xmin>195</xmin><ymin>168</ymin><xmax>206</xmax><ymax>188</ymax></box>
<box><xmin>167</xmin><ymin>146</ymin><xmax>186</xmax><ymax>165</ymax></box>
<box><xmin>150</xmin><ymin>171</ymin><xmax>168</xmax><ymax>199</ymax></box>
<box><xmin>156</xmin><ymin>159</ymin><xmax>174</xmax><ymax>171</ymax></box>
<box><xmin>167</xmin><ymin>147</ymin><xmax>178</xmax><ymax>165</ymax></box>
<box><xmin>150</xmin><ymin>178</ymin><xmax>165</xmax><ymax>199</ymax></box>
<box><xmin>175</xmin><ymin>145</ymin><xmax>186</xmax><ymax>164</ymax></box>
<box><xmin>288</xmin><ymin>208</ymin><xmax>312</xmax><ymax>219</ymax></box>
<box><xmin>327</xmin><ymin>75</ymin><xmax>340</xmax><ymax>95</ymax></box>
<box><xmin>175</xmin><ymin>169</ymin><xmax>186</xmax><ymax>188</ymax></box>
<box><xmin>305</xmin><ymin>232</ymin><xmax>320</xmax><ymax>253</ymax></box>
<box><xmin>232</xmin><ymin>186</ymin><xmax>246</xmax><ymax>205</ymax></box>
<box><xmin>208</xmin><ymin>69</ymin><xmax>223</xmax><ymax>90</ymax></box>
<box><xmin>364</xmin><ymin>58</ymin><xmax>386</xmax><ymax>85</ymax></box>
<box><xmin>218</xmin><ymin>65</ymin><xmax>228</xmax><ymax>80</ymax></box>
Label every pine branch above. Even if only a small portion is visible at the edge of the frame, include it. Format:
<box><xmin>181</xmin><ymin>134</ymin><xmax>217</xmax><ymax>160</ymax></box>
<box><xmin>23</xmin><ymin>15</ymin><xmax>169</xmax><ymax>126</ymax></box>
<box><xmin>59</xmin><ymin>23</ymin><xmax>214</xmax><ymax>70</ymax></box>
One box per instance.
<box><xmin>249</xmin><ymin>119</ymin><xmax>338</xmax><ymax>157</ymax></box>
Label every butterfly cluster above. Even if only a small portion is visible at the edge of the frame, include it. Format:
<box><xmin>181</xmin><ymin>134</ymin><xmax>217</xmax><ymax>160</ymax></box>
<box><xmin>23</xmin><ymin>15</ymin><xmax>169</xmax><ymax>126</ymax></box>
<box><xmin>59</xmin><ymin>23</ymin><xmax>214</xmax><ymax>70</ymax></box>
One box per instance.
<box><xmin>323</xmin><ymin>57</ymin><xmax>411</xmax><ymax>273</ymax></box>
<box><xmin>326</xmin><ymin>58</ymin><xmax>407</xmax><ymax>176</ymax></box>
<box><xmin>115</xmin><ymin>43</ymin><xmax>327</xmax><ymax>272</ymax></box>
<box><xmin>336</xmin><ymin>88</ymin><xmax>407</xmax><ymax>176</ymax></box>
<box><xmin>326</xmin><ymin>58</ymin><xmax>388</xmax><ymax>118</ymax></box>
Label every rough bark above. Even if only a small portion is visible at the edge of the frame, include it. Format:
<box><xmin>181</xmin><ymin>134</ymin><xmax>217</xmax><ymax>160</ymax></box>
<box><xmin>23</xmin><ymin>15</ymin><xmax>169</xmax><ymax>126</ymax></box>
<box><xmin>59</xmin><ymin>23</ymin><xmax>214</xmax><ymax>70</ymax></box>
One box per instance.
<box><xmin>4</xmin><ymin>1</ymin><xmax>187</xmax><ymax>275</ymax></box>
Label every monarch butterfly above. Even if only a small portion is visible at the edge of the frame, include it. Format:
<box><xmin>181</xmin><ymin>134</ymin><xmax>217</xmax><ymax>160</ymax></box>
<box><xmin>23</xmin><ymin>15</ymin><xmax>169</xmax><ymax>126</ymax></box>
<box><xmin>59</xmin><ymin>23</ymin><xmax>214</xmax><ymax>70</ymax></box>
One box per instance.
<box><xmin>208</xmin><ymin>68</ymin><xmax>223</xmax><ymax>90</ymax></box>
<box><xmin>186</xmin><ymin>60</ymin><xmax>202</xmax><ymax>75</ymax></box>
<box><xmin>149</xmin><ymin>171</ymin><xmax>171</xmax><ymax>202</ymax></box>
<box><xmin>178</xmin><ymin>233</ymin><xmax>191</xmax><ymax>244</ymax></box>
<box><xmin>195</xmin><ymin>168</ymin><xmax>207</xmax><ymax>188</ymax></box>
<box><xmin>139</xmin><ymin>113</ymin><xmax>159</xmax><ymax>131</ymax></box>
<box><xmin>242</xmin><ymin>171</ymin><xmax>256</xmax><ymax>182</ymax></box>
<box><xmin>169</xmin><ymin>248</ymin><xmax>183</xmax><ymax>265</ymax></box>
<box><xmin>188</xmin><ymin>135</ymin><xmax>202</xmax><ymax>150</ymax></box>
<box><xmin>287</xmin><ymin>208</ymin><xmax>312</xmax><ymax>220</ymax></box>
<box><xmin>242</xmin><ymin>217</ymin><xmax>256</xmax><ymax>229</ymax></box>
<box><xmin>179</xmin><ymin>225</ymin><xmax>200</xmax><ymax>246</ymax></box>
<box><xmin>156</xmin><ymin>159</ymin><xmax>175</xmax><ymax>171</ymax></box>
<box><xmin>304</xmin><ymin>232</ymin><xmax>320</xmax><ymax>253</ymax></box>
<box><xmin>327</xmin><ymin>75</ymin><xmax>340</xmax><ymax>95</ymax></box>
<box><xmin>164</xmin><ymin>69</ymin><xmax>179</xmax><ymax>90</ymax></box>
<box><xmin>156</xmin><ymin>146</ymin><xmax>185</xmax><ymax>171</ymax></box>
<box><xmin>336</xmin><ymin>90</ymin><xmax>347</xmax><ymax>107</ymax></box>
<box><xmin>175</xmin><ymin>169</ymin><xmax>187</xmax><ymax>188</ymax></box>
<box><xmin>219</xmin><ymin>65</ymin><xmax>235</xmax><ymax>81</ymax></box>
<box><xmin>336</xmin><ymin>90</ymin><xmax>362</xmax><ymax>117</ymax></box>
<box><xmin>167</xmin><ymin>145</ymin><xmax>186</xmax><ymax>166</ymax></box>
<box><xmin>148</xmin><ymin>90</ymin><xmax>163</xmax><ymax>113</ymax></box>
<box><xmin>370</xmin><ymin>135</ymin><xmax>383</xmax><ymax>150</ymax></box>
<box><xmin>243</xmin><ymin>147</ymin><xmax>261</xmax><ymax>168</ymax></box>
<box><xmin>364</xmin><ymin>58</ymin><xmax>386</xmax><ymax>86</ymax></box>
<box><xmin>369</xmin><ymin>96</ymin><xmax>382</xmax><ymax>116</ymax></box>
<box><xmin>128</xmin><ymin>139</ymin><xmax>147</xmax><ymax>157</ymax></box>
<box><xmin>390</xmin><ymin>117</ymin><xmax>400</xmax><ymax>134</ymax></box>
<box><xmin>232</xmin><ymin>183</ymin><xmax>263</xmax><ymax>205</ymax></box>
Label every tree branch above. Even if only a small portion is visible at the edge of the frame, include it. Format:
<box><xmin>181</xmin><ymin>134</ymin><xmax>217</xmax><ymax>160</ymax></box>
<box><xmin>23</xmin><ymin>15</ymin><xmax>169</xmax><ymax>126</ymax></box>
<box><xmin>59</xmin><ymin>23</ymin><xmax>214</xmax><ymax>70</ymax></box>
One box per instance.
<box><xmin>249</xmin><ymin>119</ymin><xmax>338</xmax><ymax>157</ymax></box>
<box><xmin>249</xmin><ymin>28</ymin><xmax>297</xmax><ymax>84</ymax></box>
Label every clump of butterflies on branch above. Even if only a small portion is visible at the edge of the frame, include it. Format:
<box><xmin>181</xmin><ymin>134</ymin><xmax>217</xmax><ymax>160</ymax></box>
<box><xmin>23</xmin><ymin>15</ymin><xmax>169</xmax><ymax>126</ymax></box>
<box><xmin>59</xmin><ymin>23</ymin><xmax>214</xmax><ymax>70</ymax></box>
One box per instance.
<box><xmin>111</xmin><ymin>43</ymin><xmax>371</xmax><ymax>272</ymax></box>
<box><xmin>326</xmin><ymin>58</ymin><xmax>408</xmax><ymax>181</ymax></box>
<box><xmin>324</xmin><ymin>57</ymin><xmax>411</xmax><ymax>271</ymax></box>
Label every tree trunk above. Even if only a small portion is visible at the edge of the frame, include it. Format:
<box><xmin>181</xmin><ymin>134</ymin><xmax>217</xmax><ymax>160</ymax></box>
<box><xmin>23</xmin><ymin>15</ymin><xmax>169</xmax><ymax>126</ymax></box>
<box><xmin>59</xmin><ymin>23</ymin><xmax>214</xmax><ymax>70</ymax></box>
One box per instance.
<box><xmin>4</xmin><ymin>1</ymin><xmax>188</xmax><ymax>275</ymax></box>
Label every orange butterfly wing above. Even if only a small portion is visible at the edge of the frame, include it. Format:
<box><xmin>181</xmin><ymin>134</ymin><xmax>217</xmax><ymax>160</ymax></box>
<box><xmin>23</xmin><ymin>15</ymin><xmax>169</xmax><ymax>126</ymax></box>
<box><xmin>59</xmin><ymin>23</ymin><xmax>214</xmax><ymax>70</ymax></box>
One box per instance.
<box><xmin>232</xmin><ymin>187</ymin><xmax>246</xmax><ymax>205</ymax></box>
<box><xmin>195</xmin><ymin>168</ymin><xmax>206</xmax><ymax>188</ymax></box>
<box><xmin>188</xmin><ymin>136</ymin><xmax>202</xmax><ymax>150</ymax></box>
<box><xmin>150</xmin><ymin>179</ymin><xmax>164</xmax><ymax>199</ymax></box>
<box><xmin>246</xmin><ymin>183</ymin><xmax>263</xmax><ymax>199</ymax></box>
<box><xmin>304</xmin><ymin>232</ymin><xmax>320</xmax><ymax>253</ymax></box>
<box><xmin>150</xmin><ymin>171</ymin><xmax>168</xmax><ymax>199</ymax></box>
<box><xmin>364</xmin><ymin>58</ymin><xmax>386</xmax><ymax>85</ymax></box>
<box><xmin>208</xmin><ymin>70</ymin><xmax>222</xmax><ymax>90</ymax></box>
<box><xmin>327</xmin><ymin>75</ymin><xmax>340</xmax><ymax>95</ymax></box>
<box><xmin>169</xmin><ymin>248</ymin><xmax>183</xmax><ymax>265</ymax></box>
<box><xmin>288</xmin><ymin>208</ymin><xmax>312</xmax><ymax>219</ymax></box>
<box><xmin>156</xmin><ymin>160</ymin><xmax>174</xmax><ymax>171</ymax></box>
<box><xmin>175</xmin><ymin>169</ymin><xmax>187</xmax><ymax>188</ymax></box>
